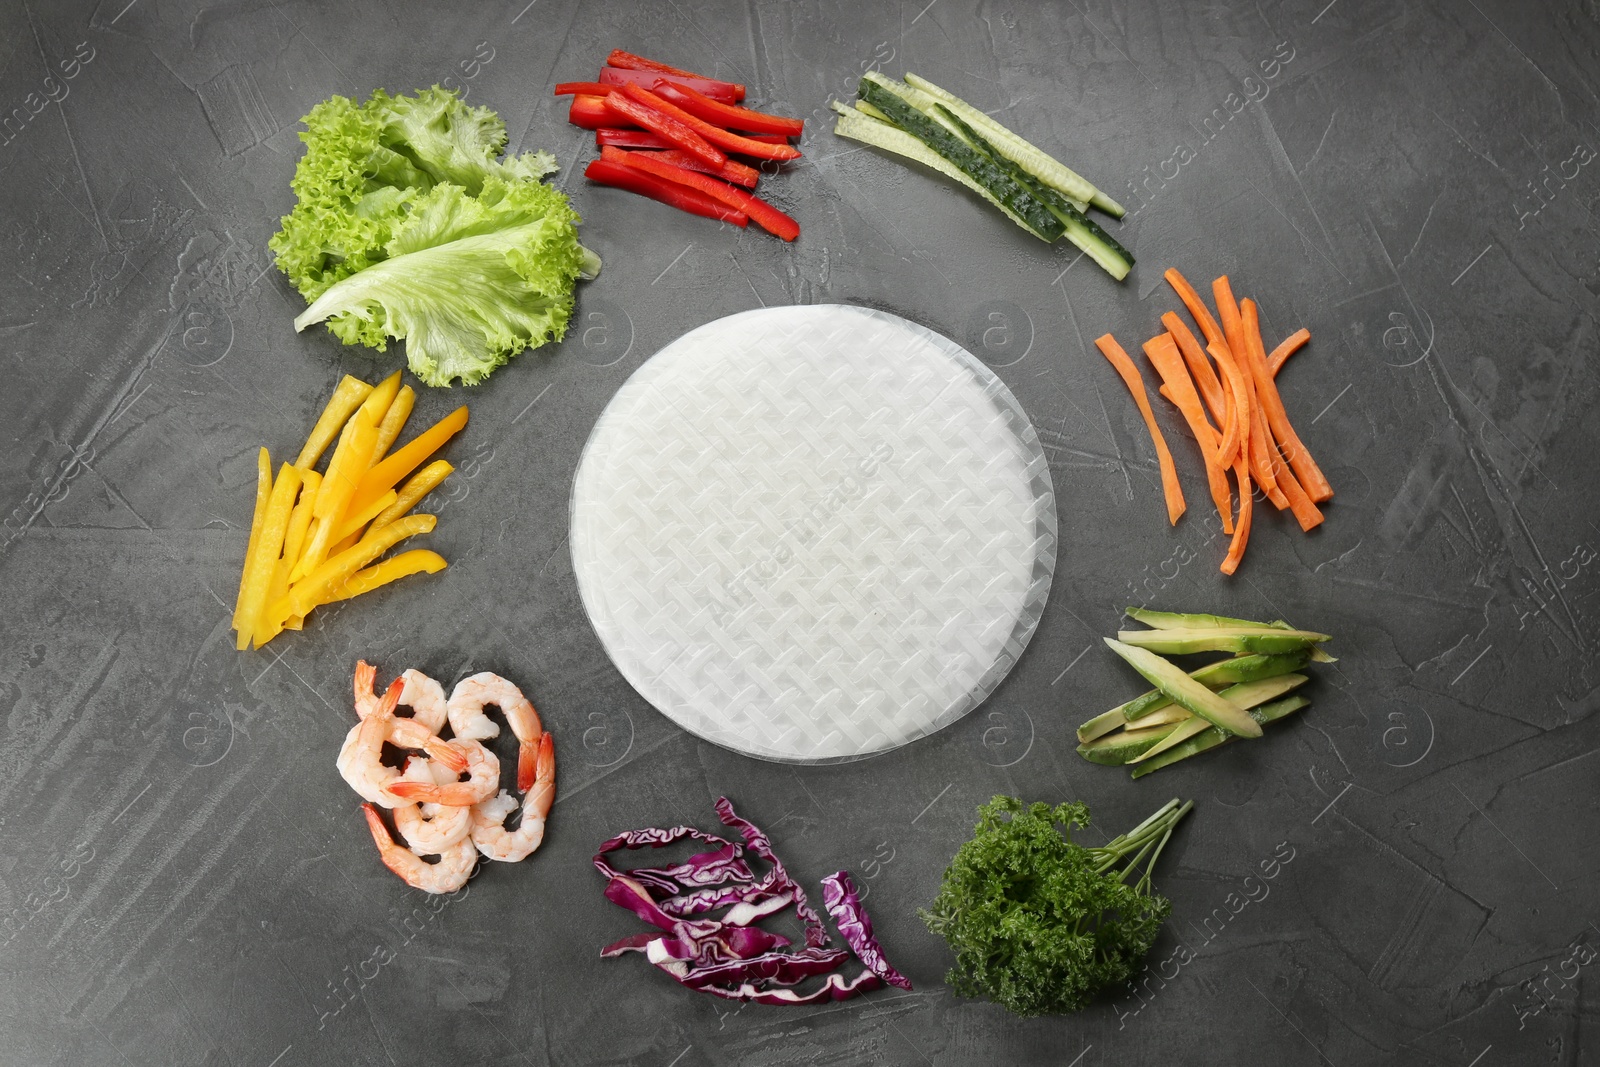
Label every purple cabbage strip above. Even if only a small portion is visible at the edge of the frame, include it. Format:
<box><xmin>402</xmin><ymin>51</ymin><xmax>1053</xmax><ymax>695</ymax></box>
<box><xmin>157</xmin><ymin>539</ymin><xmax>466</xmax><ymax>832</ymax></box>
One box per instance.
<box><xmin>821</xmin><ymin>871</ymin><xmax>912</xmax><ymax>991</ymax></box>
<box><xmin>593</xmin><ymin>825</ymin><xmax>740</xmax><ymax>893</ymax></box>
<box><xmin>652</xmin><ymin>945</ymin><xmax>850</xmax><ymax>990</ymax></box>
<box><xmin>599</xmin><ymin>932</ymin><xmax>661</xmax><ymax>957</ymax></box>
<box><xmin>714</xmin><ymin>796</ymin><xmax>830</xmax><ymax>949</ymax></box>
<box><xmin>650</xmin><ymin>925</ymin><xmax>792</xmax><ymax>968</ymax></box>
<box><xmin>695</xmin><ymin>969</ymin><xmax>885</xmax><ymax>1005</ymax></box>
<box><xmin>657</xmin><ymin>882</ymin><xmax>788</xmax><ymax>920</ymax></box>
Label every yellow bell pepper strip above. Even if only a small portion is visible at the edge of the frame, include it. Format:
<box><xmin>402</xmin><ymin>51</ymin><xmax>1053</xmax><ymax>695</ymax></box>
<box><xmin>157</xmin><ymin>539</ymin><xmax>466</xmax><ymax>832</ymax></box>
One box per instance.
<box><xmin>371</xmin><ymin>460</ymin><xmax>453</xmax><ymax>530</ymax></box>
<box><xmin>371</xmin><ymin>384</ymin><xmax>415</xmax><ymax>462</ymax></box>
<box><xmin>332</xmin><ymin>489</ymin><xmax>398</xmax><ymax>544</ymax></box>
<box><xmin>284</xmin><ymin>513</ymin><xmax>437</xmax><ymax>617</ymax></box>
<box><xmin>234</xmin><ymin>463</ymin><xmax>303</xmax><ymax>650</ymax></box>
<box><xmin>231</xmin><ymin>448</ymin><xmax>272</xmax><ymax>634</ymax></box>
<box><xmin>319</xmin><ymin>549</ymin><xmax>448</xmax><ymax>605</ymax></box>
<box><xmin>294</xmin><ymin>409</ymin><xmax>380</xmax><ymax>581</ymax></box>
<box><xmin>294</xmin><ymin>376</ymin><xmax>372</xmax><ymax>469</ymax></box>
<box><xmin>347</xmin><ymin>406</ymin><xmax>468</xmax><ymax>517</ymax></box>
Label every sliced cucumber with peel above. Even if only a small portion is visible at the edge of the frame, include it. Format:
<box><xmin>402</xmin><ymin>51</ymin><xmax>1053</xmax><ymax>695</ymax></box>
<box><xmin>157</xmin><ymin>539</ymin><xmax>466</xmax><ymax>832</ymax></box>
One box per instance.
<box><xmin>1077</xmin><ymin>723</ymin><xmax>1176</xmax><ymax>765</ymax></box>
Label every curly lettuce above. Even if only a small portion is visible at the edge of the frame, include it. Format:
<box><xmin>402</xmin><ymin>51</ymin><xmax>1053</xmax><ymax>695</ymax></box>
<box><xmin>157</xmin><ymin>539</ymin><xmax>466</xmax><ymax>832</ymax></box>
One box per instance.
<box><xmin>269</xmin><ymin>86</ymin><xmax>596</xmax><ymax>387</ymax></box>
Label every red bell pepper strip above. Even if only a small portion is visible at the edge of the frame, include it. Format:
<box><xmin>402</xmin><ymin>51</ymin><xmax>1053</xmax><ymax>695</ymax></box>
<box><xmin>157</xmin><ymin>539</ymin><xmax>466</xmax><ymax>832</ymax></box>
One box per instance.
<box><xmin>598</xmin><ymin>129</ymin><xmax>790</xmax><ymax>150</ymax></box>
<box><xmin>599</xmin><ymin>144</ymin><xmax>759</xmax><ymax>190</ymax></box>
<box><xmin>584</xmin><ymin>159</ymin><xmax>749</xmax><ymax>226</ymax></box>
<box><xmin>603</xmin><ymin>91</ymin><xmax>727</xmax><ymax>169</ymax></box>
<box><xmin>617</xmin><ymin>151</ymin><xmax>798</xmax><ymax>241</ymax></box>
<box><xmin>616</xmin><ymin>83</ymin><xmax>800</xmax><ymax>162</ymax></box>
<box><xmin>554</xmin><ymin>82</ymin><xmax>616</xmax><ymax>97</ymax></box>
<box><xmin>598</xmin><ymin>67</ymin><xmax>742</xmax><ymax>105</ymax></box>
<box><xmin>651</xmin><ymin>82</ymin><xmax>804</xmax><ymax>137</ymax></box>
<box><xmin>569</xmin><ymin>95</ymin><xmax>626</xmax><ymax>131</ymax></box>
<box><xmin>605</xmin><ymin>49</ymin><xmax>746</xmax><ymax>100</ymax></box>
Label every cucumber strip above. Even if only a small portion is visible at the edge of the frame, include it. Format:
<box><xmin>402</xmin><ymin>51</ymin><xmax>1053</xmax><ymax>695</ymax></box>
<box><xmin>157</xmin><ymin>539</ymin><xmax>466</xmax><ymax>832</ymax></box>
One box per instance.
<box><xmin>831</xmin><ymin>109</ymin><xmax>1055</xmax><ymax>240</ymax></box>
<box><xmin>1116</xmin><ymin>627</ymin><xmax>1331</xmax><ymax>655</ymax></box>
<box><xmin>931</xmin><ymin>105</ymin><xmax>1133</xmax><ymax>280</ymax></box>
<box><xmin>1131</xmin><ymin>674</ymin><xmax>1307</xmax><ymax>762</ymax></box>
<box><xmin>1077</xmin><ymin>705</ymin><xmax>1130</xmax><ymax>744</ymax></box>
<box><xmin>852</xmin><ymin>99</ymin><xmax>894</xmax><ymax>124</ymax></box>
<box><xmin>1118</xmin><ymin>651</ymin><xmax>1310</xmax><ymax>726</ymax></box>
<box><xmin>903</xmin><ymin>72</ymin><xmax>1125</xmax><ymax>217</ymax></box>
<box><xmin>1103</xmin><ymin>638</ymin><xmax>1263</xmax><ymax>738</ymax></box>
<box><xmin>857</xmin><ymin>74</ymin><xmax>1066</xmax><ymax>241</ymax></box>
<box><xmin>1125</xmin><ymin>607</ymin><xmax>1287</xmax><ymax>630</ymax></box>
<box><xmin>1076</xmin><ymin>723</ymin><xmax>1175</xmax><ymax>766</ymax></box>
<box><xmin>1130</xmin><ymin>695</ymin><xmax>1310</xmax><ymax>779</ymax></box>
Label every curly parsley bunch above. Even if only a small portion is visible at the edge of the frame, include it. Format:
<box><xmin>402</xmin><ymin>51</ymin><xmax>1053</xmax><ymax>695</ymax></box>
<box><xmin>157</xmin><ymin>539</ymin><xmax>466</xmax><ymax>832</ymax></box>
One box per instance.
<box><xmin>921</xmin><ymin>795</ymin><xmax>1191</xmax><ymax>1016</ymax></box>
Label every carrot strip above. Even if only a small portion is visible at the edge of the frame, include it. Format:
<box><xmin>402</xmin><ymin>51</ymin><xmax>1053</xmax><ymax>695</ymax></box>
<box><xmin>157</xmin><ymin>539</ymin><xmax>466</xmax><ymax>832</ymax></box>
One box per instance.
<box><xmin>1241</xmin><ymin>299</ymin><xmax>1333</xmax><ymax>502</ymax></box>
<box><xmin>1161</xmin><ymin>312</ymin><xmax>1226</xmax><ymax>424</ymax></box>
<box><xmin>1221</xmin><ymin>459</ymin><xmax>1253</xmax><ymax>575</ymax></box>
<box><xmin>1095</xmin><ymin>334</ymin><xmax>1186</xmax><ymax>525</ymax></box>
<box><xmin>1143</xmin><ymin>333</ymin><xmax>1233</xmax><ymax>535</ymax></box>
<box><xmin>1267</xmin><ymin>328</ymin><xmax>1310</xmax><ymax>377</ymax></box>
<box><xmin>1165</xmin><ymin>268</ymin><xmax>1225</xmax><ymax>347</ymax></box>
<box><xmin>1206</xmin><ymin>340</ymin><xmax>1249</xmax><ymax>472</ymax></box>
<box><xmin>1214</xmin><ymin>277</ymin><xmax>1285</xmax><ymax>505</ymax></box>
<box><xmin>1270</xmin><ymin>443</ymin><xmax>1325</xmax><ymax>531</ymax></box>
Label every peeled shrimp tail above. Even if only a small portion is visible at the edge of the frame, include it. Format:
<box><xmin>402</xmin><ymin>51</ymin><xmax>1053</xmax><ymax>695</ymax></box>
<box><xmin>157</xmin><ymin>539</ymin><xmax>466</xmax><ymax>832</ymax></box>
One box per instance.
<box><xmin>470</xmin><ymin>732</ymin><xmax>556</xmax><ymax>863</ymax></box>
<box><xmin>362</xmin><ymin>803</ymin><xmax>476</xmax><ymax>894</ymax></box>
<box><xmin>386</xmin><ymin>739</ymin><xmax>499</xmax><ymax>806</ymax></box>
<box><xmin>354</xmin><ymin>659</ymin><xmax>379</xmax><ymax>716</ymax></box>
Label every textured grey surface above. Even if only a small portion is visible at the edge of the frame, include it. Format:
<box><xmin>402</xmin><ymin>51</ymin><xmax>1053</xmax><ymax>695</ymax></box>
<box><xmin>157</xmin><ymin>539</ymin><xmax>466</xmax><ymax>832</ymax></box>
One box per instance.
<box><xmin>1</xmin><ymin>1</ymin><xmax>1597</xmax><ymax>1064</ymax></box>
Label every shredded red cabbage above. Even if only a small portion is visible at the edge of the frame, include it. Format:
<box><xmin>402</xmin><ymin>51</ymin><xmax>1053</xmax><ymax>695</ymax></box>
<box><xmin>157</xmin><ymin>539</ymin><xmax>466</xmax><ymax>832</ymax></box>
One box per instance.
<box><xmin>596</xmin><ymin>796</ymin><xmax>909</xmax><ymax>1005</ymax></box>
<box><xmin>714</xmin><ymin>796</ymin><xmax>829</xmax><ymax>949</ymax></box>
<box><xmin>696</xmin><ymin>970</ymin><xmax>885</xmax><ymax>1005</ymax></box>
<box><xmin>821</xmin><ymin>871</ymin><xmax>913</xmax><ymax>990</ymax></box>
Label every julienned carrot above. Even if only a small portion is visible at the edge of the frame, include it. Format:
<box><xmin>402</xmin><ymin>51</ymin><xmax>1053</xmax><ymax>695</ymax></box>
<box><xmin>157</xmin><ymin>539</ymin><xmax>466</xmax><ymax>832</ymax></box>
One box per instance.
<box><xmin>1161</xmin><ymin>312</ymin><xmax>1226</xmax><ymax>424</ymax></box>
<box><xmin>1095</xmin><ymin>334</ymin><xmax>1186</xmax><ymax>525</ymax></box>
<box><xmin>1206</xmin><ymin>340</ymin><xmax>1250</xmax><ymax>472</ymax></box>
<box><xmin>1241</xmin><ymin>299</ymin><xmax>1333</xmax><ymax>503</ymax></box>
<box><xmin>1268</xmin><ymin>329</ymin><xmax>1310</xmax><ymax>377</ymax></box>
<box><xmin>1270</xmin><ymin>446</ymin><xmax>1325</xmax><ymax>531</ymax></box>
<box><xmin>1165</xmin><ymin>268</ymin><xmax>1225</xmax><ymax>347</ymax></box>
<box><xmin>1143</xmin><ymin>333</ymin><xmax>1233</xmax><ymax>535</ymax></box>
<box><xmin>1221</xmin><ymin>459</ymin><xmax>1253</xmax><ymax>575</ymax></box>
<box><xmin>1214</xmin><ymin>276</ymin><xmax>1285</xmax><ymax>507</ymax></box>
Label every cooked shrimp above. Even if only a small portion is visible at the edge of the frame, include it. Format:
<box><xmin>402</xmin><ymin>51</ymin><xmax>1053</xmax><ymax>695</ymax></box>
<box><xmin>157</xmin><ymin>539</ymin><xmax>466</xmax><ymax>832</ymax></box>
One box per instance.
<box><xmin>354</xmin><ymin>661</ymin><xmax>452</xmax><ymax>739</ymax></box>
<box><xmin>361</xmin><ymin>803</ymin><xmax>476</xmax><ymax>894</ymax></box>
<box><xmin>471</xmin><ymin>732</ymin><xmax>556</xmax><ymax>862</ymax></box>
<box><xmin>392</xmin><ymin>758</ymin><xmax>471</xmax><ymax>853</ymax></box>
<box><xmin>449</xmin><ymin>672</ymin><xmax>545</xmax><ymax>792</ymax></box>
<box><xmin>386</xmin><ymin>738</ymin><xmax>498</xmax><ymax>806</ymax></box>
<box><xmin>338</xmin><ymin>678</ymin><xmax>464</xmax><ymax>807</ymax></box>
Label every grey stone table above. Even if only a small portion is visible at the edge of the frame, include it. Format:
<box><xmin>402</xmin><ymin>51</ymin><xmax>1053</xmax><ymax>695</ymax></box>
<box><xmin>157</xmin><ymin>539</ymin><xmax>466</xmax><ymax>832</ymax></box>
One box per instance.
<box><xmin>2</xmin><ymin>1</ymin><xmax>1597</xmax><ymax>1064</ymax></box>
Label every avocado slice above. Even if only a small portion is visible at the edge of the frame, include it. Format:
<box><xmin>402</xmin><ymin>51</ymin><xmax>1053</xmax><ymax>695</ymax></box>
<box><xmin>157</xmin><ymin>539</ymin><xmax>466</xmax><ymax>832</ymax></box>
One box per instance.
<box><xmin>1078</xmin><ymin>650</ymin><xmax>1311</xmax><ymax>742</ymax></box>
<box><xmin>1103</xmin><ymin>638</ymin><xmax>1264</xmax><ymax>737</ymax></box>
<box><xmin>1116</xmin><ymin>627</ymin><xmax>1331</xmax><ymax>655</ymax></box>
<box><xmin>1076</xmin><ymin>722</ymin><xmax>1177</xmax><ymax>765</ymax></box>
<box><xmin>1124</xmin><ymin>607</ymin><xmax>1286</xmax><ymax>630</ymax></box>
<box><xmin>1130</xmin><ymin>694</ymin><xmax>1310</xmax><ymax>778</ymax></box>
<box><xmin>1131</xmin><ymin>674</ymin><xmax>1307</xmax><ymax>762</ymax></box>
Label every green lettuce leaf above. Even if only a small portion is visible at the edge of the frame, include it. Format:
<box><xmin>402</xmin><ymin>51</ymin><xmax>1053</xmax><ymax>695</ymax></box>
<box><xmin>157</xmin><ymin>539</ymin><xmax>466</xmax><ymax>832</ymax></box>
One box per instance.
<box><xmin>293</xmin><ymin>177</ymin><xmax>599</xmax><ymax>387</ymax></box>
<box><xmin>269</xmin><ymin>86</ymin><xmax>590</xmax><ymax>385</ymax></box>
